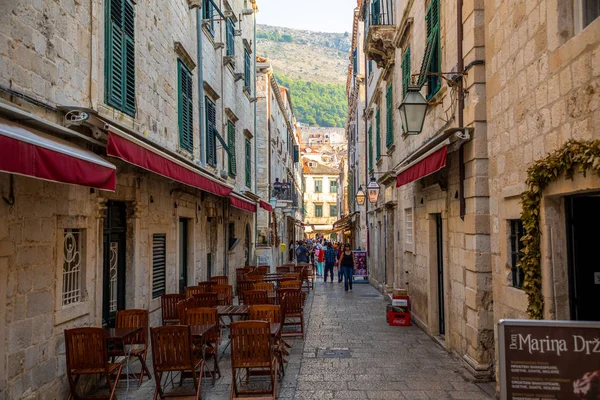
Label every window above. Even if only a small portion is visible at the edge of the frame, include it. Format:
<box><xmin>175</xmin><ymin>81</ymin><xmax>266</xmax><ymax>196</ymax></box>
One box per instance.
<box><xmin>401</xmin><ymin>47</ymin><xmax>411</xmax><ymax>98</ymax></box>
<box><xmin>62</xmin><ymin>229</ymin><xmax>83</xmax><ymax>306</ymax></box>
<box><xmin>368</xmin><ymin>126</ymin><xmax>373</xmax><ymax>170</ymax></box>
<box><xmin>226</xmin><ymin>18</ymin><xmax>235</xmax><ymax>57</ymax></box>
<box><xmin>352</xmin><ymin>48</ymin><xmax>358</xmax><ymax>74</ymax></box>
<box><xmin>152</xmin><ymin>234</ymin><xmax>166</xmax><ymax>299</ymax></box>
<box><xmin>315</xmin><ymin>204</ymin><xmax>323</xmax><ymax>217</ymax></box>
<box><xmin>202</xmin><ymin>0</ymin><xmax>215</xmax><ymax>36</ymax></box>
<box><xmin>368</xmin><ymin>59</ymin><xmax>373</xmax><ymax>76</ymax></box>
<box><xmin>510</xmin><ymin>220</ymin><xmax>525</xmax><ymax>289</ymax></box>
<box><xmin>386</xmin><ymin>83</ymin><xmax>393</xmax><ymax>148</ymax></box>
<box><xmin>574</xmin><ymin>0</ymin><xmax>600</xmax><ymax>33</ymax></box>
<box><xmin>106</xmin><ymin>0</ymin><xmax>136</xmax><ymax>116</ymax></box>
<box><xmin>314</xmin><ymin>180</ymin><xmax>323</xmax><ymax>193</ymax></box>
<box><xmin>244</xmin><ymin>49</ymin><xmax>251</xmax><ymax>90</ymax></box>
<box><xmin>405</xmin><ymin>208</ymin><xmax>413</xmax><ymax>244</ymax></box>
<box><xmin>177</xmin><ymin>60</ymin><xmax>193</xmax><ymax>152</ymax></box>
<box><xmin>330</xmin><ymin>180</ymin><xmax>338</xmax><ymax>193</ymax></box>
<box><xmin>330</xmin><ymin>204</ymin><xmax>338</xmax><ymax>217</ymax></box>
<box><xmin>425</xmin><ymin>0</ymin><xmax>441</xmax><ymax>99</ymax></box>
<box><xmin>245</xmin><ymin>138</ymin><xmax>251</xmax><ymax>188</ymax></box>
<box><xmin>205</xmin><ymin>97</ymin><xmax>217</xmax><ymax>166</ymax></box>
<box><xmin>375</xmin><ymin>107</ymin><xmax>381</xmax><ymax>160</ymax></box>
<box><xmin>228</xmin><ymin>120</ymin><xmax>237</xmax><ymax>176</ymax></box>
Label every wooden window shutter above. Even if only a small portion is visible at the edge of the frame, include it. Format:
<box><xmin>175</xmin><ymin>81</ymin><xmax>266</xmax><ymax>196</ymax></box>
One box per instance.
<box><xmin>245</xmin><ymin>138</ymin><xmax>251</xmax><ymax>188</ymax></box>
<box><xmin>402</xmin><ymin>47</ymin><xmax>411</xmax><ymax>98</ymax></box>
<box><xmin>205</xmin><ymin>97</ymin><xmax>217</xmax><ymax>166</ymax></box>
<box><xmin>368</xmin><ymin>126</ymin><xmax>373</xmax><ymax>171</ymax></box>
<box><xmin>106</xmin><ymin>0</ymin><xmax>136</xmax><ymax>117</ymax></box>
<box><xmin>375</xmin><ymin>107</ymin><xmax>381</xmax><ymax>160</ymax></box>
<box><xmin>386</xmin><ymin>83</ymin><xmax>393</xmax><ymax>148</ymax></box>
<box><xmin>228</xmin><ymin>120</ymin><xmax>237</xmax><ymax>176</ymax></box>
<box><xmin>244</xmin><ymin>50</ymin><xmax>251</xmax><ymax>90</ymax></box>
<box><xmin>226</xmin><ymin>18</ymin><xmax>235</xmax><ymax>57</ymax></box>
<box><xmin>203</xmin><ymin>0</ymin><xmax>215</xmax><ymax>36</ymax></box>
<box><xmin>152</xmin><ymin>234</ymin><xmax>166</xmax><ymax>299</ymax></box>
<box><xmin>177</xmin><ymin>60</ymin><xmax>194</xmax><ymax>152</ymax></box>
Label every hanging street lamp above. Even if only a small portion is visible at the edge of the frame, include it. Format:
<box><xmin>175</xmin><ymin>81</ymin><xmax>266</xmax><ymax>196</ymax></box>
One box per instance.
<box><xmin>398</xmin><ymin>85</ymin><xmax>429</xmax><ymax>135</ymax></box>
<box><xmin>355</xmin><ymin>187</ymin><xmax>366</xmax><ymax>206</ymax></box>
<box><xmin>366</xmin><ymin>176</ymin><xmax>380</xmax><ymax>204</ymax></box>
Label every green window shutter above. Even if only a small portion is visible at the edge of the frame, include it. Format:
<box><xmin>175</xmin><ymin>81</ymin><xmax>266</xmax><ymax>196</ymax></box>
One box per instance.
<box><xmin>177</xmin><ymin>60</ymin><xmax>193</xmax><ymax>152</ymax></box>
<box><xmin>245</xmin><ymin>138</ymin><xmax>251</xmax><ymax>188</ymax></box>
<box><xmin>419</xmin><ymin>0</ymin><xmax>441</xmax><ymax>97</ymax></box>
<box><xmin>375</xmin><ymin>107</ymin><xmax>381</xmax><ymax>160</ymax></box>
<box><xmin>228</xmin><ymin>120</ymin><xmax>237</xmax><ymax>176</ymax></box>
<box><xmin>205</xmin><ymin>97</ymin><xmax>217</xmax><ymax>166</ymax></box>
<box><xmin>372</xmin><ymin>0</ymin><xmax>380</xmax><ymax>24</ymax></box>
<box><xmin>226</xmin><ymin>18</ymin><xmax>235</xmax><ymax>57</ymax></box>
<box><xmin>402</xmin><ymin>47</ymin><xmax>411</xmax><ymax>98</ymax></box>
<box><xmin>106</xmin><ymin>0</ymin><xmax>136</xmax><ymax>117</ymax></box>
<box><xmin>203</xmin><ymin>0</ymin><xmax>215</xmax><ymax>36</ymax></box>
<box><xmin>368</xmin><ymin>126</ymin><xmax>373</xmax><ymax>171</ymax></box>
<box><xmin>330</xmin><ymin>205</ymin><xmax>338</xmax><ymax>217</ymax></box>
<box><xmin>244</xmin><ymin>50</ymin><xmax>251</xmax><ymax>90</ymax></box>
<box><xmin>386</xmin><ymin>83</ymin><xmax>393</xmax><ymax>148</ymax></box>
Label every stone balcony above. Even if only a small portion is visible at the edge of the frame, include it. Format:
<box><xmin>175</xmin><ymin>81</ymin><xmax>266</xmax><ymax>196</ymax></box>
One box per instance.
<box><xmin>363</xmin><ymin>0</ymin><xmax>397</xmax><ymax>69</ymax></box>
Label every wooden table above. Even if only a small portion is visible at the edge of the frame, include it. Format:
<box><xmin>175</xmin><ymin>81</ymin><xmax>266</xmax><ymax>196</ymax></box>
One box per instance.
<box><xmin>104</xmin><ymin>327</ymin><xmax>142</xmax><ymax>341</ymax></box>
<box><xmin>190</xmin><ymin>324</ymin><xmax>216</xmax><ymax>339</ymax></box>
<box><xmin>216</xmin><ymin>305</ymin><xmax>249</xmax><ymax>317</ymax></box>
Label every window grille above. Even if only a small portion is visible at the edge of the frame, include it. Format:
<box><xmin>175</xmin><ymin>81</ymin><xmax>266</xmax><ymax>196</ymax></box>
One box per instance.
<box><xmin>62</xmin><ymin>229</ymin><xmax>83</xmax><ymax>306</ymax></box>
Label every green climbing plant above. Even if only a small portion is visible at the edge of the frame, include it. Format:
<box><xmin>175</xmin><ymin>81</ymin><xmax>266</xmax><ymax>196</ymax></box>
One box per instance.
<box><xmin>520</xmin><ymin>139</ymin><xmax>600</xmax><ymax>319</ymax></box>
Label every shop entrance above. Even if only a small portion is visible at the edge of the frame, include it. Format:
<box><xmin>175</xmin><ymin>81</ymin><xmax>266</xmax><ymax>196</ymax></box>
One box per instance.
<box><xmin>179</xmin><ymin>218</ymin><xmax>189</xmax><ymax>295</ymax></box>
<box><xmin>566</xmin><ymin>195</ymin><xmax>600</xmax><ymax>321</ymax></box>
<box><xmin>435</xmin><ymin>213</ymin><xmax>445</xmax><ymax>335</ymax></box>
<box><xmin>102</xmin><ymin>201</ymin><xmax>127</xmax><ymax>327</ymax></box>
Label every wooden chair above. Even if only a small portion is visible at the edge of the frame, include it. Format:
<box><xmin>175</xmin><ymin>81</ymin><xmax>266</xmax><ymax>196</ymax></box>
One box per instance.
<box><xmin>161</xmin><ymin>294</ymin><xmax>185</xmax><ymax>325</ymax></box>
<box><xmin>229</xmin><ymin>321</ymin><xmax>277</xmax><ymax>399</ymax></box>
<box><xmin>236</xmin><ymin>267</ymin><xmax>252</xmax><ymax>283</ymax></box>
<box><xmin>254</xmin><ymin>282</ymin><xmax>275</xmax><ymax>297</ymax></box>
<box><xmin>210</xmin><ymin>275</ymin><xmax>228</xmax><ymax>286</ymax></box>
<box><xmin>109</xmin><ymin>309</ymin><xmax>152</xmax><ymax>385</ymax></box>
<box><xmin>244</xmin><ymin>290</ymin><xmax>269</xmax><ymax>305</ymax></box>
<box><xmin>301</xmin><ymin>267</ymin><xmax>314</xmax><ymax>291</ymax></box>
<box><xmin>185</xmin><ymin>308</ymin><xmax>221</xmax><ymax>385</ymax></box>
<box><xmin>193</xmin><ymin>292</ymin><xmax>218</xmax><ymax>307</ymax></box>
<box><xmin>236</xmin><ymin>280</ymin><xmax>255</xmax><ymax>304</ymax></box>
<box><xmin>256</xmin><ymin>266</ymin><xmax>270</xmax><ymax>275</ymax></box>
<box><xmin>276</xmin><ymin>266</ymin><xmax>290</xmax><ymax>274</ymax></box>
<box><xmin>283</xmin><ymin>272</ymin><xmax>301</xmax><ymax>281</ymax></box>
<box><xmin>197</xmin><ymin>281</ymin><xmax>214</xmax><ymax>292</ymax></box>
<box><xmin>64</xmin><ymin>328</ymin><xmax>124</xmax><ymax>400</ymax></box>
<box><xmin>248</xmin><ymin>305</ymin><xmax>287</xmax><ymax>378</ymax></box>
<box><xmin>177</xmin><ymin>298</ymin><xmax>198</xmax><ymax>323</ymax></box>
<box><xmin>279</xmin><ymin>280</ymin><xmax>302</xmax><ymax>290</ymax></box>
<box><xmin>280</xmin><ymin>289</ymin><xmax>305</xmax><ymax>339</ymax></box>
<box><xmin>244</xmin><ymin>273</ymin><xmax>264</xmax><ymax>283</ymax></box>
<box><xmin>150</xmin><ymin>326</ymin><xmax>204</xmax><ymax>399</ymax></box>
<box><xmin>185</xmin><ymin>286</ymin><xmax>206</xmax><ymax>299</ymax></box>
<box><xmin>213</xmin><ymin>284</ymin><xmax>233</xmax><ymax>306</ymax></box>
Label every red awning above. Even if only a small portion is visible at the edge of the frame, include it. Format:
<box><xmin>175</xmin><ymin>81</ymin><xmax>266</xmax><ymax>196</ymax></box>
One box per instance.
<box><xmin>107</xmin><ymin>129</ymin><xmax>232</xmax><ymax>197</ymax></box>
<box><xmin>259</xmin><ymin>200</ymin><xmax>273</xmax><ymax>212</ymax></box>
<box><xmin>0</xmin><ymin>119</ymin><xmax>116</xmax><ymax>190</ymax></box>
<box><xmin>230</xmin><ymin>196</ymin><xmax>257</xmax><ymax>213</ymax></box>
<box><xmin>396</xmin><ymin>145</ymin><xmax>448</xmax><ymax>187</ymax></box>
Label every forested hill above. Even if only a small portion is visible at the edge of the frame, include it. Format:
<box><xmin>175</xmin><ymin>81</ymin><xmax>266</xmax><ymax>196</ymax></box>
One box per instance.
<box><xmin>257</xmin><ymin>25</ymin><xmax>349</xmax><ymax>128</ymax></box>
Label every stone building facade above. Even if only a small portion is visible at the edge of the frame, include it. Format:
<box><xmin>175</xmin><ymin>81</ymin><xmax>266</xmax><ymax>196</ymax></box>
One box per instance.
<box><xmin>352</xmin><ymin>0</ymin><xmax>492</xmax><ymax>380</ymax></box>
<box><xmin>302</xmin><ymin>162</ymin><xmax>341</xmax><ymax>240</ymax></box>
<box><xmin>0</xmin><ymin>0</ymin><xmax>262</xmax><ymax>398</ymax></box>
<box><xmin>485</xmin><ymin>0</ymin><xmax>600</xmax><ymax>372</ymax></box>
<box><xmin>255</xmin><ymin>58</ymin><xmax>304</xmax><ymax>268</ymax></box>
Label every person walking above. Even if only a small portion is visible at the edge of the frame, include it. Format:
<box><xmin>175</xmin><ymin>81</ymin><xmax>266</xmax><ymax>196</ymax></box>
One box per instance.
<box><xmin>336</xmin><ymin>242</ymin><xmax>344</xmax><ymax>283</ymax></box>
<box><xmin>337</xmin><ymin>243</ymin><xmax>354</xmax><ymax>292</ymax></box>
<box><xmin>324</xmin><ymin>242</ymin><xmax>337</xmax><ymax>283</ymax></box>
<box><xmin>295</xmin><ymin>241</ymin><xmax>309</xmax><ymax>263</ymax></box>
<box><xmin>316</xmin><ymin>244</ymin><xmax>325</xmax><ymax>277</ymax></box>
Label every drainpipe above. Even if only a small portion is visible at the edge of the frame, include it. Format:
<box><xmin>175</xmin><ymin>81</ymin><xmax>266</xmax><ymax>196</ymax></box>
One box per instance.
<box><xmin>457</xmin><ymin>0</ymin><xmax>466</xmax><ymax>220</ymax></box>
<box><xmin>197</xmin><ymin>8</ymin><xmax>206</xmax><ymax>167</ymax></box>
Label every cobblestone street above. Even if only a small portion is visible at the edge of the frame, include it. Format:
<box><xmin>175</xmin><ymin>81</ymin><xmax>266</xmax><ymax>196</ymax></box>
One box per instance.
<box><xmin>123</xmin><ymin>281</ymin><xmax>494</xmax><ymax>400</ymax></box>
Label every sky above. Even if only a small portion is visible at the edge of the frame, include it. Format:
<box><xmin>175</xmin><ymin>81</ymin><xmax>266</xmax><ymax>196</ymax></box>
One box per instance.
<box><xmin>257</xmin><ymin>0</ymin><xmax>357</xmax><ymax>34</ymax></box>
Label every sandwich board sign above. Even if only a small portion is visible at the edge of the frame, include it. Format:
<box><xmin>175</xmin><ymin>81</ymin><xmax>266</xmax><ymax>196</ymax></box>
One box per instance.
<box><xmin>498</xmin><ymin>319</ymin><xmax>600</xmax><ymax>400</ymax></box>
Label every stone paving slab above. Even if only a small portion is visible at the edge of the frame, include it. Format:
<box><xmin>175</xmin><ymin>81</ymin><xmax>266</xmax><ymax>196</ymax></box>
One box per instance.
<box><xmin>118</xmin><ymin>281</ymin><xmax>493</xmax><ymax>399</ymax></box>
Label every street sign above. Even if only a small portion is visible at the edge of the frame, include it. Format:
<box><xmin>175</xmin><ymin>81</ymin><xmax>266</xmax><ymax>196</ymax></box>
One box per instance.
<box><xmin>498</xmin><ymin>319</ymin><xmax>600</xmax><ymax>400</ymax></box>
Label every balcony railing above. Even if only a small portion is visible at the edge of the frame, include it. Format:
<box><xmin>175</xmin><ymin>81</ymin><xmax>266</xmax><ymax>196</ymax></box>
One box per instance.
<box><xmin>363</xmin><ymin>0</ymin><xmax>396</xmax><ymax>69</ymax></box>
<box><xmin>364</xmin><ymin>0</ymin><xmax>394</xmax><ymax>36</ymax></box>
<box><xmin>271</xmin><ymin>182</ymin><xmax>296</xmax><ymax>203</ymax></box>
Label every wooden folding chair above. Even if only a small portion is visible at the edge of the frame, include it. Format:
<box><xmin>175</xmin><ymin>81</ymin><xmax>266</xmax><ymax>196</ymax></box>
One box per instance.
<box><xmin>229</xmin><ymin>321</ymin><xmax>277</xmax><ymax>399</ymax></box>
<box><xmin>109</xmin><ymin>309</ymin><xmax>152</xmax><ymax>385</ymax></box>
<box><xmin>236</xmin><ymin>267</ymin><xmax>252</xmax><ymax>283</ymax></box>
<box><xmin>161</xmin><ymin>294</ymin><xmax>185</xmax><ymax>325</ymax></box>
<box><xmin>185</xmin><ymin>286</ymin><xmax>207</xmax><ymax>299</ymax></box>
<box><xmin>176</xmin><ymin>298</ymin><xmax>198</xmax><ymax>323</ymax></box>
<box><xmin>196</xmin><ymin>281</ymin><xmax>215</xmax><ymax>292</ymax></box>
<box><xmin>301</xmin><ymin>267</ymin><xmax>314</xmax><ymax>292</ymax></box>
<box><xmin>210</xmin><ymin>275</ymin><xmax>228</xmax><ymax>286</ymax></box>
<box><xmin>279</xmin><ymin>280</ymin><xmax>302</xmax><ymax>290</ymax></box>
<box><xmin>279</xmin><ymin>289</ymin><xmax>305</xmax><ymax>339</ymax></box>
<box><xmin>283</xmin><ymin>272</ymin><xmax>301</xmax><ymax>281</ymax></box>
<box><xmin>213</xmin><ymin>284</ymin><xmax>233</xmax><ymax>306</ymax></box>
<box><xmin>276</xmin><ymin>266</ymin><xmax>290</xmax><ymax>274</ymax></box>
<box><xmin>64</xmin><ymin>328</ymin><xmax>123</xmax><ymax>400</ymax></box>
<box><xmin>244</xmin><ymin>290</ymin><xmax>269</xmax><ymax>305</ymax></box>
<box><xmin>236</xmin><ymin>280</ymin><xmax>255</xmax><ymax>304</ymax></box>
<box><xmin>256</xmin><ymin>266</ymin><xmax>270</xmax><ymax>275</ymax></box>
<box><xmin>150</xmin><ymin>326</ymin><xmax>204</xmax><ymax>400</ymax></box>
<box><xmin>254</xmin><ymin>282</ymin><xmax>275</xmax><ymax>297</ymax></box>
<box><xmin>193</xmin><ymin>292</ymin><xmax>218</xmax><ymax>307</ymax></box>
<box><xmin>248</xmin><ymin>305</ymin><xmax>287</xmax><ymax>378</ymax></box>
<box><xmin>185</xmin><ymin>308</ymin><xmax>221</xmax><ymax>385</ymax></box>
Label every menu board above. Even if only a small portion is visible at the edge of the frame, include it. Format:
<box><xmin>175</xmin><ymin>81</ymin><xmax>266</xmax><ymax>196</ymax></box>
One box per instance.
<box><xmin>352</xmin><ymin>251</ymin><xmax>368</xmax><ymax>280</ymax></box>
<box><xmin>499</xmin><ymin>319</ymin><xmax>600</xmax><ymax>400</ymax></box>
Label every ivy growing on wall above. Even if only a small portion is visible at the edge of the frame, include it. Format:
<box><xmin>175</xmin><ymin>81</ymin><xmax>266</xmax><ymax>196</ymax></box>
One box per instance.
<box><xmin>520</xmin><ymin>139</ymin><xmax>600</xmax><ymax>319</ymax></box>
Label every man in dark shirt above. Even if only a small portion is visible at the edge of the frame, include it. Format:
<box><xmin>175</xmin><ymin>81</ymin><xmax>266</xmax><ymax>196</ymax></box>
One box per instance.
<box><xmin>295</xmin><ymin>241</ymin><xmax>309</xmax><ymax>263</ymax></box>
<box><xmin>324</xmin><ymin>242</ymin><xmax>337</xmax><ymax>283</ymax></box>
